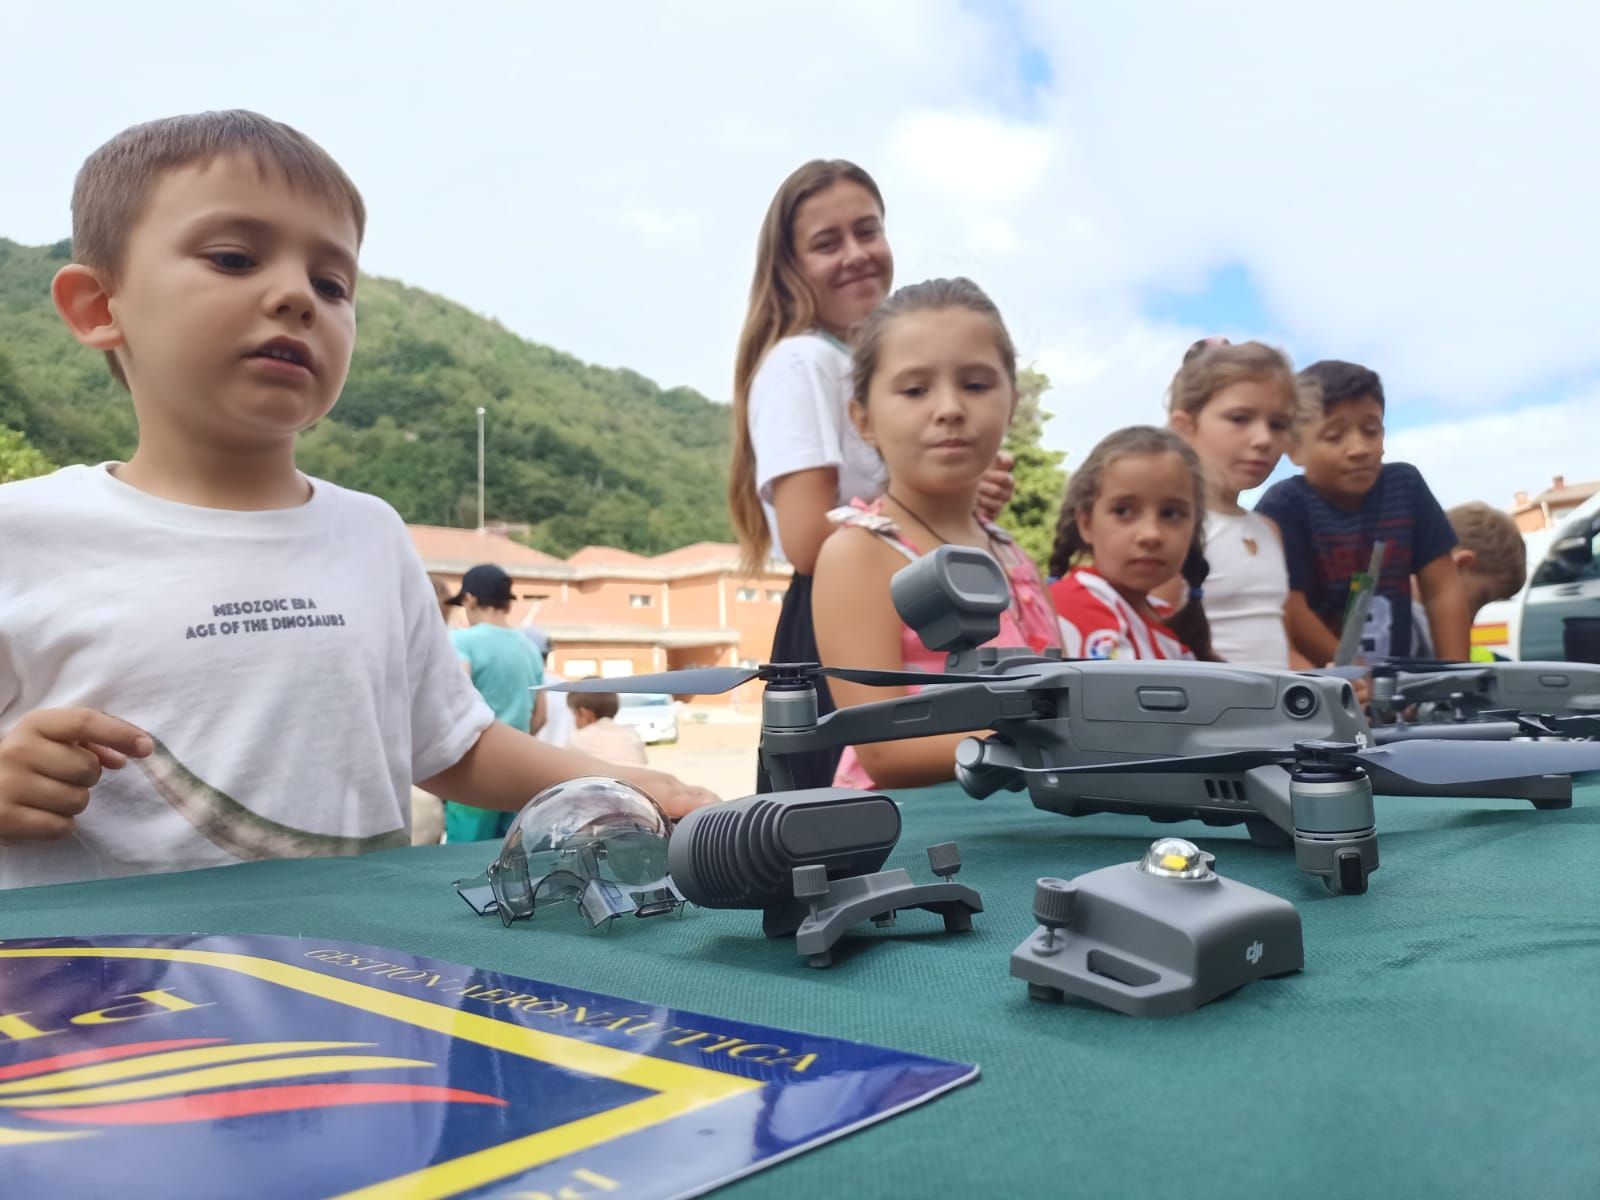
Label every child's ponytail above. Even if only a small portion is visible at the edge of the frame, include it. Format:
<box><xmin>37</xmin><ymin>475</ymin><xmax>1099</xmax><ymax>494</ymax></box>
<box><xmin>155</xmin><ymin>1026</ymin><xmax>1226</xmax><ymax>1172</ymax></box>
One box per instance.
<box><xmin>1168</xmin><ymin>544</ymin><xmax>1217</xmax><ymax>662</ymax></box>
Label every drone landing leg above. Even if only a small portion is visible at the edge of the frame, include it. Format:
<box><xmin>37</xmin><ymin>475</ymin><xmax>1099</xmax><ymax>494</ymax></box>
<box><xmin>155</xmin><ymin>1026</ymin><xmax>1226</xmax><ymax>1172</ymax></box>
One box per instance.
<box><xmin>1244</xmin><ymin>819</ymin><xmax>1293</xmax><ymax>849</ymax></box>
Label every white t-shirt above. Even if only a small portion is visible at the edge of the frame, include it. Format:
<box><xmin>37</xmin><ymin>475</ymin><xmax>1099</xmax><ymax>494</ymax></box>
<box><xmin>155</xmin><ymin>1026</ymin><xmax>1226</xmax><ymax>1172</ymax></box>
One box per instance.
<box><xmin>1203</xmin><ymin>509</ymin><xmax>1290</xmax><ymax>667</ymax></box>
<box><xmin>748</xmin><ymin>332</ymin><xmax>887</xmax><ymax>563</ymax></box>
<box><xmin>535</xmin><ymin>669</ymin><xmax>576</xmax><ymax>748</ymax></box>
<box><xmin>0</xmin><ymin>464</ymin><xmax>493</xmax><ymax>888</ymax></box>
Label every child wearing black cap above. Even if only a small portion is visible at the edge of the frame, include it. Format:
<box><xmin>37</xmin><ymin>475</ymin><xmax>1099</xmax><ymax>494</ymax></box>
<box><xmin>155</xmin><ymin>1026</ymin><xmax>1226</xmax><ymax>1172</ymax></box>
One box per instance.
<box><xmin>444</xmin><ymin>564</ymin><xmax>547</xmax><ymax>842</ymax></box>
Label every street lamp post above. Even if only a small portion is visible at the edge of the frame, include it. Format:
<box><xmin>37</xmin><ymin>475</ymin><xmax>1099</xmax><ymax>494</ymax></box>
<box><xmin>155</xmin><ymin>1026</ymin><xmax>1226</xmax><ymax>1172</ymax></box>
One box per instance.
<box><xmin>476</xmin><ymin>406</ymin><xmax>486</xmax><ymax>532</ymax></box>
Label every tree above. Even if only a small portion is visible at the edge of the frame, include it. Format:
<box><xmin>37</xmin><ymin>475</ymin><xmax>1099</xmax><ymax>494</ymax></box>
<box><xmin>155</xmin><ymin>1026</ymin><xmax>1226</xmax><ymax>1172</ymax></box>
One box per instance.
<box><xmin>1003</xmin><ymin>367</ymin><xmax>1068</xmax><ymax>574</ymax></box>
<box><xmin>0</xmin><ymin>426</ymin><xmax>55</xmax><ymax>484</ymax></box>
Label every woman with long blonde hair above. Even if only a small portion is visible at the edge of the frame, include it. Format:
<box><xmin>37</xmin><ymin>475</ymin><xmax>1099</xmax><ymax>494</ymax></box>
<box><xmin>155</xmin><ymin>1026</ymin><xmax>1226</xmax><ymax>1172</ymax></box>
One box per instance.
<box><xmin>728</xmin><ymin>160</ymin><xmax>1011</xmax><ymax>790</ymax></box>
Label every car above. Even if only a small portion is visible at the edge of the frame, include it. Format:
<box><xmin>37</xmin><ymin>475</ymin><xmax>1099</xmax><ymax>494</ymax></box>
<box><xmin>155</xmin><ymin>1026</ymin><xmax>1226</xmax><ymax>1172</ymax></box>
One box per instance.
<box><xmin>614</xmin><ymin>692</ymin><xmax>679</xmax><ymax>745</ymax></box>
<box><xmin>1517</xmin><ymin>491</ymin><xmax>1600</xmax><ymax>662</ymax></box>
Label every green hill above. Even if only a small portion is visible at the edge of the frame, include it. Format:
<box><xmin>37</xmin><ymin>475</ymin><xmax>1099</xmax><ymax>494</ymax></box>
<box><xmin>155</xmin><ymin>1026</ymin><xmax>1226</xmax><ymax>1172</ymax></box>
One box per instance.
<box><xmin>0</xmin><ymin>237</ymin><xmax>733</xmax><ymax>555</ymax></box>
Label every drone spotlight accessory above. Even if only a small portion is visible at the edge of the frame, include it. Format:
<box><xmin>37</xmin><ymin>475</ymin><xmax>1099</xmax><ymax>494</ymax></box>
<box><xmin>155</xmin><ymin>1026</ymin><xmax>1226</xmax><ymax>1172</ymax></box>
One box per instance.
<box><xmin>889</xmin><ymin>544</ymin><xmax>1012</xmax><ymax>654</ymax></box>
<box><xmin>1011</xmin><ymin>837</ymin><xmax>1304</xmax><ymax>1017</ymax></box>
<box><xmin>456</xmin><ymin>776</ymin><xmax>684</xmax><ymax>929</ymax></box>
<box><xmin>667</xmin><ymin>788</ymin><xmax>983</xmax><ymax>967</ymax></box>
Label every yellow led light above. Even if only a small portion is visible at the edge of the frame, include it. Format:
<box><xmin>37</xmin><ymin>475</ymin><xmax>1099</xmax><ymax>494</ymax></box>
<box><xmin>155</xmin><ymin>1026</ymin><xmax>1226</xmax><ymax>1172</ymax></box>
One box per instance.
<box><xmin>1138</xmin><ymin>837</ymin><xmax>1213</xmax><ymax>880</ymax></box>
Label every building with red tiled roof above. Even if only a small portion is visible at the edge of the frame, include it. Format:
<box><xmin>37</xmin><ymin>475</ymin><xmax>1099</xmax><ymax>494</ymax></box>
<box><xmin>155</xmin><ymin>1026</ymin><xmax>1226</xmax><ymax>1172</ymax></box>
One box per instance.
<box><xmin>408</xmin><ymin>524</ymin><xmax>562</xmax><ymax>569</ymax></box>
<box><xmin>410</xmin><ymin>530</ymin><xmax>790</xmax><ymax>705</ymax></box>
<box><xmin>568</xmin><ymin>545</ymin><xmax>652</xmax><ymax>567</ymax></box>
<box><xmin>1510</xmin><ymin>476</ymin><xmax>1600</xmax><ymax>532</ymax></box>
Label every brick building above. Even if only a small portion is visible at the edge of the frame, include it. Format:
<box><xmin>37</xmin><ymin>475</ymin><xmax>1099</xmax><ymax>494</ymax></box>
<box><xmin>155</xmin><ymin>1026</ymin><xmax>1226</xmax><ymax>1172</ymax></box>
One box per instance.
<box><xmin>1510</xmin><ymin>475</ymin><xmax>1600</xmax><ymax>533</ymax></box>
<box><xmin>408</xmin><ymin>525</ymin><xmax>790</xmax><ymax>706</ymax></box>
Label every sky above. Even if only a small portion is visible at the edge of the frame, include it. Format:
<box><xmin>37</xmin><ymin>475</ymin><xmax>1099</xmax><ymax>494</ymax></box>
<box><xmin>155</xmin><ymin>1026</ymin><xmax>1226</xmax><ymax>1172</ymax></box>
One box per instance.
<box><xmin>2</xmin><ymin>0</ymin><xmax>1597</xmax><ymax>511</ymax></box>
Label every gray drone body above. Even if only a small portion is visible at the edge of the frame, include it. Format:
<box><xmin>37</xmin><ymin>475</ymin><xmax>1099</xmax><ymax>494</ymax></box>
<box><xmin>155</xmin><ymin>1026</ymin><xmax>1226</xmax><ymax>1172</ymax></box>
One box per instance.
<box><xmin>1011</xmin><ymin>839</ymin><xmax>1304</xmax><ymax>1017</ymax></box>
<box><xmin>754</xmin><ymin>548</ymin><xmax>1600</xmax><ymax>895</ymax></box>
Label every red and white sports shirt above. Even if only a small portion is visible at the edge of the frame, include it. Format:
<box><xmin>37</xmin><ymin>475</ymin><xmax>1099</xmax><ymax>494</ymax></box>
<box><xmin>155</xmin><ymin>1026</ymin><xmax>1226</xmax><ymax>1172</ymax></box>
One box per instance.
<box><xmin>1050</xmin><ymin>566</ymin><xmax>1194</xmax><ymax>661</ymax></box>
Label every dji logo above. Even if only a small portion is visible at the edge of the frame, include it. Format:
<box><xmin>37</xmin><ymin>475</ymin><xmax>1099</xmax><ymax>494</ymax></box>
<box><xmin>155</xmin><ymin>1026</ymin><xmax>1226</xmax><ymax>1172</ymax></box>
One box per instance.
<box><xmin>1245</xmin><ymin>940</ymin><xmax>1264</xmax><ymax>965</ymax></box>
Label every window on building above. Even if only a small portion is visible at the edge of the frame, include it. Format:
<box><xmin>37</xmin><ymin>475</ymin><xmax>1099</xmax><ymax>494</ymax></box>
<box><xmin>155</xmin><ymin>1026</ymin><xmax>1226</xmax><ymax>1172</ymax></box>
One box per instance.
<box><xmin>766</xmin><ymin>589</ymin><xmax>786</xmax><ymax>603</ymax></box>
<box><xmin>738</xmin><ymin>658</ymin><xmax>760</xmax><ymax>670</ymax></box>
<box><xmin>602</xmin><ymin>659</ymin><xmax>634</xmax><ymax>677</ymax></box>
<box><xmin>628</xmin><ymin>593</ymin><xmax>653</xmax><ymax>608</ymax></box>
<box><xmin>736</xmin><ymin>587</ymin><xmax>758</xmax><ymax>602</ymax></box>
<box><xmin>565</xmin><ymin>658</ymin><xmax>598</xmax><ymax>678</ymax></box>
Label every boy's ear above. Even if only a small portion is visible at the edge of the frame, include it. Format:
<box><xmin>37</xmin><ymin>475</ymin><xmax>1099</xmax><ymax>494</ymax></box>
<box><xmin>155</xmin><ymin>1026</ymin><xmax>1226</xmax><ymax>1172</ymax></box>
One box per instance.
<box><xmin>1452</xmin><ymin>546</ymin><xmax>1478</xmax><ymax>573</ymax></box>
<box><xmin>1286</xmin><ymin>440</ymin><xmax>1306</xmax><ymax>468</ymax></box>
<box><xmin>51</xmin><ymin>264</ymin><xmax>124</xmax><ymax>352</ymax></box>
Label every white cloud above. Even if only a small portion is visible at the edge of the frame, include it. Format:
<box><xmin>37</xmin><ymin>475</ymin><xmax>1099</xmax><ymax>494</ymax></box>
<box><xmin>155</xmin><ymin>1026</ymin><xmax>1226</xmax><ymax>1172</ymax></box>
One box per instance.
<box><xmin>0</xmin><ymin>0</ymin><xmax>1596</xmax><ymax>517</ymax></box>
<box><xmin>1385</xmin><ymin>394</ymin><xmax>1600</xmax><ymax>511</ymax></box>
<box><xmin>619</xmin><ymin>208</ymin><xmax>701</xmax><ymax>245</ymax></box>
<box><xmin>885</xmin><ymin>111</ymin><xmax>1054</xmax><ymax>208</ymax></box>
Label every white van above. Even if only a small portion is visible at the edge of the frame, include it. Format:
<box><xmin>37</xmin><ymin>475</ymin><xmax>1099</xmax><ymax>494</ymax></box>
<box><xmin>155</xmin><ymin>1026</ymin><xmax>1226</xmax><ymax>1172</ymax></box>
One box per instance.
<box><xmin>1516</xmin><ymin>490</ymin><xmax>1600</xmax><ymax>661</ymax></box>
<box><xmin>614</xmin><ymin>693</ymin><xmax>679</xmax><ymax>745</ymax></box>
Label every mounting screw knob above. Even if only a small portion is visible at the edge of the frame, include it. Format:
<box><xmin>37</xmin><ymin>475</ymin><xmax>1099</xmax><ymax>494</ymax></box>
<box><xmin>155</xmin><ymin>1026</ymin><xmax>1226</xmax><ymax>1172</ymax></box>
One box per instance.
<box><xmin>1033</xmin><ymin>878</ymin><xmax>1076</xmax><ymax>929</ymax></box>
<box><xmin>927</xmin><ymin>842</ymin><xmax>961</xmax><ymax>879</ymax></box>
<box><xmin>792</xmin><ymin>865</ymin><xmax>830</xmax><ymax>904</ymax></box>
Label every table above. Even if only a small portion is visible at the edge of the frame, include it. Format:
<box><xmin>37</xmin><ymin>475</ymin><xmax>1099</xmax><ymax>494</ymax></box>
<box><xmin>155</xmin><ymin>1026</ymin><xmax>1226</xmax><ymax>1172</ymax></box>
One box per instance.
<box><xmin>5</xmin><ymin>781</ymin><xmax>1597</xmax><ymax>1198</ymax></box>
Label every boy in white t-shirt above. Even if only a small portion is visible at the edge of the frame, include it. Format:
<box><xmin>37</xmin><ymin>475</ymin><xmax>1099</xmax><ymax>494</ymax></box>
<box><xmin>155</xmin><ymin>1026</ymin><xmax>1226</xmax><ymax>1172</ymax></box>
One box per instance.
<box><xmin>0</xmin><ymin>110</ymin><xmax>715</xmax><ymax>889</ymax></box>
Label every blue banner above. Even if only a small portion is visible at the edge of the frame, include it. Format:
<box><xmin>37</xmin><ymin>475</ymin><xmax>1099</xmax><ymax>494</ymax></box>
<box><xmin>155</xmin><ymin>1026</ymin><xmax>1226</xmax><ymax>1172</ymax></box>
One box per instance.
<box><xmin>0</xmin><ymin>933</ymin><xmax>976</xmax><ymax>1198</ymax></box>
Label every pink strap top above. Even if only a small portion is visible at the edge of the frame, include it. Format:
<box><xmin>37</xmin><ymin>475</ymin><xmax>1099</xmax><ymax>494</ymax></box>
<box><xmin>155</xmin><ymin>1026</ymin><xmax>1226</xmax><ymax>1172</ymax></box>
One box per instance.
<box><xmin>826</xmin><ymin>499</ymin><xmax>1061</xmax><ymax>790</ymax></box>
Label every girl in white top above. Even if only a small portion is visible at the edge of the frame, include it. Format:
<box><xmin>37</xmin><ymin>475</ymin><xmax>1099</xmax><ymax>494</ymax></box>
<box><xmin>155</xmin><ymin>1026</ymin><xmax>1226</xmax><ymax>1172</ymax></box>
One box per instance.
<box><xmin>726</xmin><ymin>160</ymin><xmax>1011</xmax><ymax>790</ymax></box>
<box><xmin>1166</xmin><ymin>338</ymin><xmax>1311</xmax><ymax>668</ymax></box>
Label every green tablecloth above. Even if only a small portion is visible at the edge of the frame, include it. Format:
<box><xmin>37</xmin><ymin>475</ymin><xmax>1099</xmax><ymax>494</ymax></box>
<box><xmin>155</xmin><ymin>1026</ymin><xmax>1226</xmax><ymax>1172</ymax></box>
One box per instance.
<box><xmin>5</xmin><ymin>781</ymin><xmax>1598</xmax><ymax>1198</ymax></box>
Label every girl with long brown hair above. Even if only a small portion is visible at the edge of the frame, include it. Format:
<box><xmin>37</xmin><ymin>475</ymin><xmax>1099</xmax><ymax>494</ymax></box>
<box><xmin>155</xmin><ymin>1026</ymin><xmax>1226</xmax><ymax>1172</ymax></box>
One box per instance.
<box><xmin>729</xmin><ymin>161</ymin><xmax>1011</xmax><ymax>790</ymax></box>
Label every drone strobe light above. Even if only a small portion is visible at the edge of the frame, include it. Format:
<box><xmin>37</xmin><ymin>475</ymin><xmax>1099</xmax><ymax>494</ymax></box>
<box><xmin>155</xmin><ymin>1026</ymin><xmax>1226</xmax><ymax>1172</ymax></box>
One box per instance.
<box><xmin>1012</xmin><ymin>840</ymin><xmax>1304</xmax><ymax>1017</ymax></box>
<box><xmin>1138</xmin><ymin>838</ymin><xmax>1213</xmax><ymax>880</ymax></box>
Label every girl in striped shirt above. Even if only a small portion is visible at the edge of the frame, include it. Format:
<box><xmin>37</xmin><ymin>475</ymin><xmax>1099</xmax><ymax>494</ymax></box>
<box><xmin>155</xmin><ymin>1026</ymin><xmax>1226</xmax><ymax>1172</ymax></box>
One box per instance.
<box><xmin>1048</xmin><ymin>426</ymin><xmax>1214</xmax><ymax>661</ymax></box>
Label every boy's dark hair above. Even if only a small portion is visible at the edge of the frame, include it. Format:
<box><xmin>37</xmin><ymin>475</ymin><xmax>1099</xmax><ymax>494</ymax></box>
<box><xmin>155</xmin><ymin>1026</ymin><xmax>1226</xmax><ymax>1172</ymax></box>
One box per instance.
<box><xmin>71</xmin><ymin>109</ymin><xmax>367</xmax><ymax>388</ymax></box>
<box><xmin>567</xmin><ymin>685</ymin><xmax>619</xmax><ymax>721</ymax></box>
<box><xmin>1299</xmin><ymin>359</ymin><xmax>1385</xmax><ymax>414</ymax></box>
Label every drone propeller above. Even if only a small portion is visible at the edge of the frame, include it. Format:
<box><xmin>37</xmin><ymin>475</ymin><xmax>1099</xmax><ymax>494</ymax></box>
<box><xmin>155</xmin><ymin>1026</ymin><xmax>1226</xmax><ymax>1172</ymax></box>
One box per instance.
<box><xmin>1009</xmin><ymin>736</ymin><xmax>1600</xmax><ymax>789</ymax></box>
<box><xmin>1480</xmin><ymin>710</ymin><xmax>1600</xmax><ymax>739</ymax></box>
<box><xmin>546</xmin><ymin>661</ymin><xmax>1036</xmax><ymax>697</ymax></box>
<box><xmin>1303</xmin><ymin>658</ymin><xmax>1484</xmax><ymax>681</ymax></box>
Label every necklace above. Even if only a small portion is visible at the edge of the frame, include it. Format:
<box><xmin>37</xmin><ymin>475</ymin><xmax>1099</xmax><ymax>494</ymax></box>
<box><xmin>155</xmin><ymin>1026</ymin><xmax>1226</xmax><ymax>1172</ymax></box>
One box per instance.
<box><xmin>885</xmin><ymin>490</ymin><xmax>966</xmax><ymax>548</ymax></box>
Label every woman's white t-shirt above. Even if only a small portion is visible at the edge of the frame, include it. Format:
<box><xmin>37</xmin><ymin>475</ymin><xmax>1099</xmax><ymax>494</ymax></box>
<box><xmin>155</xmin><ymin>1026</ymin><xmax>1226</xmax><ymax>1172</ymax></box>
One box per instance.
<box><xmin>748</xmin><ymin>333</ymin><xmax>887</xmax><ymax>563</ymax></box>
<box><xmin>1203</xmin><ymin>509</ymin><xmax>1290</xmax><ymax>667</ymax></box>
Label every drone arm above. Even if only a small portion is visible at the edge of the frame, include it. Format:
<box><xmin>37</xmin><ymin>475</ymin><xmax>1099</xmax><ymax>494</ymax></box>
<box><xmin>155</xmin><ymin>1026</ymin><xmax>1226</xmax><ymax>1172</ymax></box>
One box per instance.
<box><xmin>763</xmin><ymin>683</ymin><xmax>1044</xmax><ymax>781</ymax></box>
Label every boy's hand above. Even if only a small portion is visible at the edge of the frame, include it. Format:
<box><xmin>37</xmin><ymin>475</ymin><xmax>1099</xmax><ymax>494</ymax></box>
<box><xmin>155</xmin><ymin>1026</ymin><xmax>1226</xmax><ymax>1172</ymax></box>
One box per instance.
<box><xmin>975</xmin><ymin>451</ymin><xmax>1016</xmax><ymax>523</ymax></box>
<box><xmin>0</xmin><ymin>708</ymin><xmax>153</xmax><ymax>844</ymax></box>
<box><xmin>614</xmin><ymin>765</ymin><xmax>719</xmax><ymax>821</ymax></box>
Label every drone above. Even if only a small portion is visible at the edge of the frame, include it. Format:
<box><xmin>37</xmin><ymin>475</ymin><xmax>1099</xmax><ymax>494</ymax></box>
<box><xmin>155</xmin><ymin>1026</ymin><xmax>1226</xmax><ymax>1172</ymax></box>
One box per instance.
<box><xmin>1350</xmin><ymin>659</ymin><xmax>1600</xmax><ymax>742</ymax></box>
<box><xmin>553</xmin><ymin>547</ymin><xmax>1600</xmax><ymax>897</ymax></box>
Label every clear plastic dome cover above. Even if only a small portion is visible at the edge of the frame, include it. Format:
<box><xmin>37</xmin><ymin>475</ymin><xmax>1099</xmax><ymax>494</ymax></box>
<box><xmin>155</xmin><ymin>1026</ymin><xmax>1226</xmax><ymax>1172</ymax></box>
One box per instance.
<box><xmin>454</xmin><ymin>776</ymin><xmax>682</xmax><ymax>927</ymax></box>
<box><xmin>1137</xmin><ymin>837</ymin><xmax>1214</xmax><ymax>880</ymax></box>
